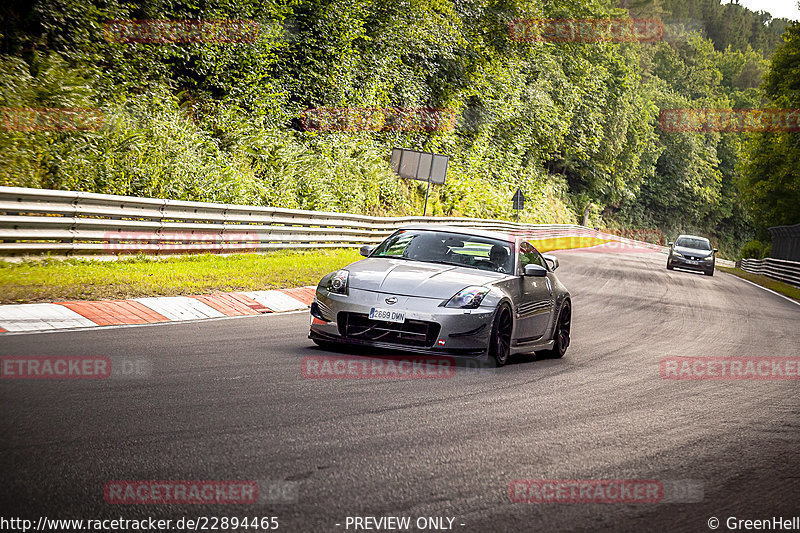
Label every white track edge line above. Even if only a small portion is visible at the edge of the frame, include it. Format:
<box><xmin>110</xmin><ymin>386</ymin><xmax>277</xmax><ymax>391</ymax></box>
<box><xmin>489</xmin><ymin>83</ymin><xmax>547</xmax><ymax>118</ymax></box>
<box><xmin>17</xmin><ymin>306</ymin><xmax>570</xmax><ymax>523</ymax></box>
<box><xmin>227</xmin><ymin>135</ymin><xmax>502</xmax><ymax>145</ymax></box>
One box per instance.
<box><xmin>0</xmin><ymin>308</ymin><xmax>310</xmax><ymax>337</ymax></box>
<box><xmin>721</xmin><ymin>271</ymin><xmax>800</xmax><ymax>308</ymax></box>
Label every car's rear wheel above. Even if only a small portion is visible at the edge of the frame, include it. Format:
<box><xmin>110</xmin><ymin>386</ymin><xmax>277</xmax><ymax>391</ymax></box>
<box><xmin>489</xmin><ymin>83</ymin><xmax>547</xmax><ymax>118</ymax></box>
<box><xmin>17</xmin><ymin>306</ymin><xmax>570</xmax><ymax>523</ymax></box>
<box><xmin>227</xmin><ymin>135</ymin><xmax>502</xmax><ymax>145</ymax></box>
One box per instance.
<box><xmin>489</xmin><ymin>304</ymin><xmax>512</xmax><ymax>367</ymax></box>
<box><xmin>542</xmin><ymin>301</ymin><xmax>571</xmax><ymax>359</ymax></box>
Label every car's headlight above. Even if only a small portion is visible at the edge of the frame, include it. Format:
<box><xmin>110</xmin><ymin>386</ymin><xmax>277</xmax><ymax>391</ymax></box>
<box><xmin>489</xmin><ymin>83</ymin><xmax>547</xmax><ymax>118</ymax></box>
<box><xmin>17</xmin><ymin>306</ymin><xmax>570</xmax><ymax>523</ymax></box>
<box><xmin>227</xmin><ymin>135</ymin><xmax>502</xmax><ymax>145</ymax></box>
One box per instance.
<box><xmin>327</xmin><ymin>270</ymin><xmax>349</xmax><ymax>295</ymax></box>
<box><xmin>445</xmin><ymin>286</ymin><xmax>489</xmax><ymax>309</ymax></box>
<box><xmin>672</xmin><ymin>251</ymin><xmax>683</xmax><ymax>257</ymax></box>
<box><xmin>704</xmin><ymin>255</ymin><xmax>715</xmax><ymax>261</ymax></box>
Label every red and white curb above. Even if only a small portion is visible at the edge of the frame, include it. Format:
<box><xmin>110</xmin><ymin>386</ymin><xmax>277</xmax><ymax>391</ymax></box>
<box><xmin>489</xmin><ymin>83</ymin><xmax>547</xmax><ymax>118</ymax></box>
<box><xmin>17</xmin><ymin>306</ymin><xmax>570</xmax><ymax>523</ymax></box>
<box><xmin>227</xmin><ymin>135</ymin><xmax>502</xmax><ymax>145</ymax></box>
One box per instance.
<box><xmin>0</xmin><ymin>286</ymin><xmax>316</xmax><ymax>334</ymax></box>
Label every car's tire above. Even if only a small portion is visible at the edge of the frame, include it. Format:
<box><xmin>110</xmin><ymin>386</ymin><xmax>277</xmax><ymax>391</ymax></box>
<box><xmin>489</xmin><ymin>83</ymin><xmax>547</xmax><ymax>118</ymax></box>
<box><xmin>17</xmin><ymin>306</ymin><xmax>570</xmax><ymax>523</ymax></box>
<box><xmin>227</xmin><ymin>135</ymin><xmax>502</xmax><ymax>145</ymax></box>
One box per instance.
<box><xmin>488</xmin><ymin>304</ymin><xmax>513</xmax><ymax>367</ymax></box>
<box><xmin>705</xmin><ymin>268</ymin><xmax>714</xmax><ymax>277</ymax></box>
<box><xmin>541</xmin><ymin>300</ymin><xmax>571</xmax><ymax>359</ymax></box>
<box><xmin>666</xmin><ymin>260</ymin><xmax>674</xmax><ymax>270</ymax></box>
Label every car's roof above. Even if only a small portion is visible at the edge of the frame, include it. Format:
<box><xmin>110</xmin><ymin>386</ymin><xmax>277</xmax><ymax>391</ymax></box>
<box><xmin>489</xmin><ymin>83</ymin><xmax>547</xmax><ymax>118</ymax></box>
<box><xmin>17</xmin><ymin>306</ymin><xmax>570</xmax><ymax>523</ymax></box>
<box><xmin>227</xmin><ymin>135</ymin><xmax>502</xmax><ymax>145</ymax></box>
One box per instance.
<box><xmin>397</xmin><ymin>224</ymin><xmax>517</xmax><ymax>243</ymax></box>
<box><xmin>676</xmin><ymin>234</ymin><xmax>710</xmax><ymax>242</ymax></box>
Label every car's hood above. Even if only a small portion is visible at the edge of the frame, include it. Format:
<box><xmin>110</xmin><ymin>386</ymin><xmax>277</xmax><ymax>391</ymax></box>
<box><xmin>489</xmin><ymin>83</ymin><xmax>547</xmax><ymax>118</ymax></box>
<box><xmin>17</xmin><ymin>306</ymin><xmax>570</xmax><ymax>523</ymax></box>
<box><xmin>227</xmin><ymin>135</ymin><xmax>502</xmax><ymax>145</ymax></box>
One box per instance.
<box><xmin>675</xmin><ymin>246</ymin><xmax>713</xmax><ymax>258</ymax></box>
<box><xmin>346</xmin><ymin>258</ymin><xmax>509</xmax><ymax>298</ymax></box>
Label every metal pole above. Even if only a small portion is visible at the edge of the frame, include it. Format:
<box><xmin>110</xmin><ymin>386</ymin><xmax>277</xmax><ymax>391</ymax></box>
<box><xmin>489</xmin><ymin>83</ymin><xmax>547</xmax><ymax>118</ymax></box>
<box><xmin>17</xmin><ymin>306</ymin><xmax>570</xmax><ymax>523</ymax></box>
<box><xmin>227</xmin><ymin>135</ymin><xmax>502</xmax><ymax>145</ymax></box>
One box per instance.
<box><xmin>423</xmin><ymin>179</ymin><xmax>431</xmax><ymax>216</ymax></box>
<box><xmin>422</xmin><ymin>154</ymin><xmax>434</xmax><ymax>217</ymax></box>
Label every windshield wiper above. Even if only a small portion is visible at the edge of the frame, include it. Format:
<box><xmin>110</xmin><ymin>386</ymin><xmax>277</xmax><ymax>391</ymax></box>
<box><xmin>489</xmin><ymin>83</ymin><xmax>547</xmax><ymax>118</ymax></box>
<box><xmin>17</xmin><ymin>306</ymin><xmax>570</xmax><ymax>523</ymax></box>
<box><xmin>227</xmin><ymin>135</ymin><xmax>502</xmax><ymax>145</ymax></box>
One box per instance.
<box><xmin>424</xmin><ymin>259</ymin><xmax>471</xmax><ymax>268</ymax></box>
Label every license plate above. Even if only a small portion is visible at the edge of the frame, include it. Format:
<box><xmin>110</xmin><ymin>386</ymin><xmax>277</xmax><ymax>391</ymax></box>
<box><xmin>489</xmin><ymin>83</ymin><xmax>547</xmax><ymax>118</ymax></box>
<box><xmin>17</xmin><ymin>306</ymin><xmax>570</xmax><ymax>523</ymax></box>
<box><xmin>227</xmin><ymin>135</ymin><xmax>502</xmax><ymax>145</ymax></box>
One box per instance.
<box><xmin>686</xmin><ymin>259</ymin><xmax>699</xmax><ymax>265</ymax></box>
<box><xmin>369</xmin><ymin>307</ymin><xmax>406</xmax><ymax>323</ymax></box>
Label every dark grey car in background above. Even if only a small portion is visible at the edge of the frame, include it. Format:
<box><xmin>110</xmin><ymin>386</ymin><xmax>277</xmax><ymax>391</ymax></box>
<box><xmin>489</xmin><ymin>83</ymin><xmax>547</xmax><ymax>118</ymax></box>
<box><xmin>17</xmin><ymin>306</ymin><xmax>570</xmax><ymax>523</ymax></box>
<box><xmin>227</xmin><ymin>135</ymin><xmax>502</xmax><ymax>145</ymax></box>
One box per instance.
<box><xmin>309</xmin><ymin>225</ymin><xmax>572</xmax><ymax>366</ymax></box>
<box><xmin>666</xmin><ymin>234</ymin><xmax>718</xmax><ymax>276</ymax></box>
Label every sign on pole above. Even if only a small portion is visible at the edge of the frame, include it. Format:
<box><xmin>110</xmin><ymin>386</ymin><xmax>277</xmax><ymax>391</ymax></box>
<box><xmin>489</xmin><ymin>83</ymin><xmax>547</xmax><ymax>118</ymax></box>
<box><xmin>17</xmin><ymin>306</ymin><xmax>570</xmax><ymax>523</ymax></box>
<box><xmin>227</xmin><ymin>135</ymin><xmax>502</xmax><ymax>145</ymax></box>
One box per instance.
<box><xmin>390</xmin><ymin>148</ymin><xmax>450</xmax><ymax>215</ymax></box>
<box><xmin>512</xmin><ymin>188</ymin><xmax>525</xmax><ymax>221</ymax></box>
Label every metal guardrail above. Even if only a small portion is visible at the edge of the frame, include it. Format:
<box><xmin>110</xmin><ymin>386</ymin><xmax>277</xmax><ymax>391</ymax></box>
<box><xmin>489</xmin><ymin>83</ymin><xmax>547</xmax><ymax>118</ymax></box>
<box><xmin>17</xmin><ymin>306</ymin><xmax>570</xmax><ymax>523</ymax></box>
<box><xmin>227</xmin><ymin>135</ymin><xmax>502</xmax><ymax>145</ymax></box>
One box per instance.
<box><xmin>737</xmin><ymin>258</ymin><xmax>800</xmax><ymax>288</ymax></box>
<box><xmin>0</xmin><ymin>186</ymin><xmax>669</xmax><ymax>257</ymax></box>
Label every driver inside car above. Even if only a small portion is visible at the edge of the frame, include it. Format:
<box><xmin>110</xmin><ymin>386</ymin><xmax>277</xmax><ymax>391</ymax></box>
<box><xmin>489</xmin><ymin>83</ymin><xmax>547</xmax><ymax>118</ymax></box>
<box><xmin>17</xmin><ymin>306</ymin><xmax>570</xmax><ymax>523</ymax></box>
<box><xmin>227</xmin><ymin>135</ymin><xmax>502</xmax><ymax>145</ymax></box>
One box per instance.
<box><xmin>489</xmin><ymin>244</ymin><xmax>511</xmax><ymax>273</ymax></box>
<box><xmin>403</xmin><ymin>233</ymin><xmax>450</xmax><ymax>262</ymax></box>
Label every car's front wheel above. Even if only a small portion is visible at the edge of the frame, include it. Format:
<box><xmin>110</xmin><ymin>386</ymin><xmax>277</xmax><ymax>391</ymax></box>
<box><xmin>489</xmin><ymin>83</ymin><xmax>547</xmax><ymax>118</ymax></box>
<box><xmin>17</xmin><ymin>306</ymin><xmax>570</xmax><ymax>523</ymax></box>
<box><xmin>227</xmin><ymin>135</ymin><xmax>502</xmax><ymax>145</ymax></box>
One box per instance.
<box><xmin>666</xmin><ymin>260</ymin><xmax>674</xmax><ymax>270</ymax></box>
<box><xmin>541</xmin><ymin>301</ymin><xmax>571</xmax><ymax>359</ymax></box>
<box><xmin>489</xmin><ymin>304</ymin><xmax>512</xmax><ymax>367</ymax></box>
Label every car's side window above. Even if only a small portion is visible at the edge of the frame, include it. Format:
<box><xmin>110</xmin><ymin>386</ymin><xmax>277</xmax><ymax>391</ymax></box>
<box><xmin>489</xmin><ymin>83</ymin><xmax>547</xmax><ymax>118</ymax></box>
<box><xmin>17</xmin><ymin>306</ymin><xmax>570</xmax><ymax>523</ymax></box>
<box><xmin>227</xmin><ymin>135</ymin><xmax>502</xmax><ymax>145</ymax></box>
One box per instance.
<box><xmin>518</xmin><ymin>242</ymin><xmax>545</xmax><ymax>274</ymax></box>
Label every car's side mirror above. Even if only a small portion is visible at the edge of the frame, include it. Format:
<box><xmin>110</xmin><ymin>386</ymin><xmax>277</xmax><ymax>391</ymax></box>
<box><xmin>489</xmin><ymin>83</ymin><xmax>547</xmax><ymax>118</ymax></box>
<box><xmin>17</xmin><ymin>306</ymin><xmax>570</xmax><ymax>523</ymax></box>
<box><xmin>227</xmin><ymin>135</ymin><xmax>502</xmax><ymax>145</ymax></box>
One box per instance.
<box><xmin>668</xmin><ymin>241</ymin><xmax>674</xmax><ymax>247</ymax></box>
<box><xmin>542</xmin><ymin>254</ymin><xmax>559</xmax><ymax>271</ymax></box>
<box><xmin>713</xmin><ymin>248</ymin><xmax>718</xmax><ymax>253</ymax></box>
<box><xmin>524</xmin><ymin>264</ymin><xmax>548</xmax><ymax>277</ymax></box>
<box><xmin>359</xmin><ymin>245</ymin><xmax>375</xmax><ymax>257</ymax></box>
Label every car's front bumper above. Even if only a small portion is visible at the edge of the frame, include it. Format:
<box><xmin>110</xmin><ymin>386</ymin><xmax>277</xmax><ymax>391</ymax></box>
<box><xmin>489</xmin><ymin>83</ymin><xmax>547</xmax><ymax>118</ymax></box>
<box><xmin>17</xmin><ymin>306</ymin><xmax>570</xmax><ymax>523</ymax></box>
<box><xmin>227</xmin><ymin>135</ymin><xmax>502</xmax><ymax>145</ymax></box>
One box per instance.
<box><xmin>309</xmin><ymin>287</ymin><xmax>495</xmax><ymax>358</ymax></box>
<box><xmin>669</xmin><ymin>255</ymin><xmax>714</xmax><ymax>271</ymax></box>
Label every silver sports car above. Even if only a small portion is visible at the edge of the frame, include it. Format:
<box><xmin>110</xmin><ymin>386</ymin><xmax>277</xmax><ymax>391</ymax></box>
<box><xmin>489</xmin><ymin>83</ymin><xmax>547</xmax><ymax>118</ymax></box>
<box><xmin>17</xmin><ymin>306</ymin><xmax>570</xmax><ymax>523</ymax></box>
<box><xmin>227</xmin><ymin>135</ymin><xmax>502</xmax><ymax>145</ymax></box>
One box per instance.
<box><xmin>309</xmin><ymin>225</ymin><xmax>572</xmax><ymax>366</ymax></box>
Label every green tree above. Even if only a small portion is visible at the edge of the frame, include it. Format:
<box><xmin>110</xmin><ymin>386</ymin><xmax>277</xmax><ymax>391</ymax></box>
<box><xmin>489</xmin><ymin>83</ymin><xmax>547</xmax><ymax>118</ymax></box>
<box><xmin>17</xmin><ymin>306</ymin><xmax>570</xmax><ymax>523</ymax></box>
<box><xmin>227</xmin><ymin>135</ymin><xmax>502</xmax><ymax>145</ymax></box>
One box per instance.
<box><xmin>740</xmin><ymin>22</ymin><xmax>800</xmax><ymax>232</ymax></box>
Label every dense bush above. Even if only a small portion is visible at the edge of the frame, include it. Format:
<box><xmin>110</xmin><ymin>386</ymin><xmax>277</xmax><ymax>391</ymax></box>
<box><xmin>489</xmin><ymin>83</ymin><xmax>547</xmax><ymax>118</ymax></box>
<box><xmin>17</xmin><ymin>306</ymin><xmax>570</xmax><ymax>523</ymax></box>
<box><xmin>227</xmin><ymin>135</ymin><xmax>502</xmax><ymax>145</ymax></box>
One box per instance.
<box><xmin>0</xmin><ymin>0</ymin><xmax>794</xmax><ymax>238</ymax></box>
<box><xmin>739</xmin><ymin>240</ymin><xmax>771</xmax><ymax>259</ymax></box>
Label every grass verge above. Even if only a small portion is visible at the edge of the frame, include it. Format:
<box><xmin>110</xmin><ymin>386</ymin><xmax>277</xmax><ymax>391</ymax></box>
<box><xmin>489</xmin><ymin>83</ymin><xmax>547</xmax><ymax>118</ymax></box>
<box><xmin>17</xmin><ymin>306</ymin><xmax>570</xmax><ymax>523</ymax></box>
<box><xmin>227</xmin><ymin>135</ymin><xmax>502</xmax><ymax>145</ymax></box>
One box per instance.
<box><xmin>717</xmin><ymin>266</ymin><xmax>800</xmax><ymax>302</ymax></box>
<box><xmin>0</xmin><ymin>249</ymin><xmax>362</xmax><ymax>304</ymax></box>
<box><xmin>0</xmin><ymin>237</ymin><xmax>623</xmax><ymax>305</ymax></box>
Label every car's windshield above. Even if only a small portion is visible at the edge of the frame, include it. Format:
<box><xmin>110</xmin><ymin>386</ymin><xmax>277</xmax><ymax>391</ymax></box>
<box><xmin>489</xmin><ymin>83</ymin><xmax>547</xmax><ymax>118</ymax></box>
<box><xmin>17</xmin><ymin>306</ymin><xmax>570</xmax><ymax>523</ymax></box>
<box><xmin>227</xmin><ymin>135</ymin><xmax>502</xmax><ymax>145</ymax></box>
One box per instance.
<box><xmin>372</xmin><ymin>229</ymin><xmax>514</xmax><ymax>273</ymax></box>
<box><xmin>675</xmin><ymin>237</ymin><xmax>711</xmax><ymax>250</ymax></box>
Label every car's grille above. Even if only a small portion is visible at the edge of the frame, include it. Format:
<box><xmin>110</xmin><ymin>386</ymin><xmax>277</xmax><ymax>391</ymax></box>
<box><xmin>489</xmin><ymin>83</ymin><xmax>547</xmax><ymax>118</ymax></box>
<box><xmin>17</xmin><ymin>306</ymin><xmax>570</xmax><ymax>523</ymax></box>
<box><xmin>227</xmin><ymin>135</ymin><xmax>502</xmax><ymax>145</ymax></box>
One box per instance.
<box><xmin>337</xmin><ymin>312</ymin><xmax>440</xmax><ymax>347</ymax></box>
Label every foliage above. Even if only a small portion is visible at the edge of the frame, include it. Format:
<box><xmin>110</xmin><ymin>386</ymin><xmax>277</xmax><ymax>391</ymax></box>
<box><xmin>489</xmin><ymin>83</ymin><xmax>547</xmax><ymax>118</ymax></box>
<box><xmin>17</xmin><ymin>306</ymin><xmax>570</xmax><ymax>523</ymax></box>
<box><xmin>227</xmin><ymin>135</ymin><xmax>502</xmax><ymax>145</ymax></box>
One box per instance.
<box><xmin>0</xmin><ymin>0</ymin><xmax>796</xmax><ymax>246</ymax></box>
<box><xmin>739</xmin><ymin>22</ymin><xmax>800</xmax><ymax>234</ymax></box>
<box><xmin>739</xmin><ymin>239</ymin><xmax>770</xmax><ymax>259</ymax></box>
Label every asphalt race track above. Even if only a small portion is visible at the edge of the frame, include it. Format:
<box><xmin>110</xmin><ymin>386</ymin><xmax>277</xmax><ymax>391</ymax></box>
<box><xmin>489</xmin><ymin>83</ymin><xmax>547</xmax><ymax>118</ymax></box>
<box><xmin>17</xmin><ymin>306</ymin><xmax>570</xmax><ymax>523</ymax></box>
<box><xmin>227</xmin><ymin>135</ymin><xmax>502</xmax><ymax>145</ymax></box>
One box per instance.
<box><xmin>1</xmin><ymin>250</ymin><xmax>799</xmax><ymax>532</ymax></box>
